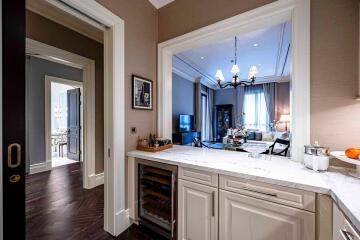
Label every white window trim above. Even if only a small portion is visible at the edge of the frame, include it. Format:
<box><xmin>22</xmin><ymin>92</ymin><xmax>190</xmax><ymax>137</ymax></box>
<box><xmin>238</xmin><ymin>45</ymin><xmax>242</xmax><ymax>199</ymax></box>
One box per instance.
<box><xmin>158</xmin><ymin>0</ymin><xmax>310</xmax><ymax>162</ymax></box>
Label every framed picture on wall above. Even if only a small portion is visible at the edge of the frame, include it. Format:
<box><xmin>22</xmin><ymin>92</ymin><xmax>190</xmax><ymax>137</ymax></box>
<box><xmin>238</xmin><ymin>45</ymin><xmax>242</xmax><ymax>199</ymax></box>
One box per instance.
<box><xmin>132</xmin><ymin>75</ymin><xmax>153</xmax><ymax>110</ymax></box>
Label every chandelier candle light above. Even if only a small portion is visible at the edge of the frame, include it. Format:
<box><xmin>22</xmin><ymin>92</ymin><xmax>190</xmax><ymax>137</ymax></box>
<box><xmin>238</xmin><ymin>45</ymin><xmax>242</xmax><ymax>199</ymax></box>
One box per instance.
<box><xmin>216</xmin><ymin>36</ymin><xmax>258</xmax><ymax>89</ymax></box>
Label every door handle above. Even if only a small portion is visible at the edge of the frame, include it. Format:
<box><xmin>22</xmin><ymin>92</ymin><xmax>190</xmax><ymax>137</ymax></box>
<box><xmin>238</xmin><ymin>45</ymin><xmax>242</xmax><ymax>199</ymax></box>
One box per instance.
<box><xmin>212</xmin><ymin>191</ymin><xmax>215</xmax><ymax>217</ymax></box>
<box><xmin>7</xmin><ymin>143</ymin><xmax>21</xmax><ymax>168</ymax></box>
<box><xmin>340</xmin><ymin>229</ymin><xmax>354</xmax><ymax>240</ymax></box>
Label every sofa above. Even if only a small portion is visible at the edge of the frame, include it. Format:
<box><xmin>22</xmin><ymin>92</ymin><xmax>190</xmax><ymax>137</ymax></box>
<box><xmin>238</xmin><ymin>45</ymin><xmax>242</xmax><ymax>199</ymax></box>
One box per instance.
<box><xmin>222</xmin><ymin>128</ymin><xmax>290</xmax><ymax>155</ymax></box>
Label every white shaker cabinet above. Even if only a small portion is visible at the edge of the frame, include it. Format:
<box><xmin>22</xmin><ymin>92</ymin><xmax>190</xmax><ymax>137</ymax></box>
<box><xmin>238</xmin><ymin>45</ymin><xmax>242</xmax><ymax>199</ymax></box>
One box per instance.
<box><xmin>178</xmin><ymin>179</ymin><xmax>218</xmax><ymax>240</ymax></box>
<box><xmin>333</xmin><ymin>202</ymin><xmax>360</xmax><ymax>240</ymax></box>
<box><xmin>219</xmin><ymin>189</ymin><xmax>315</xmax><ymax>240</ymax></box>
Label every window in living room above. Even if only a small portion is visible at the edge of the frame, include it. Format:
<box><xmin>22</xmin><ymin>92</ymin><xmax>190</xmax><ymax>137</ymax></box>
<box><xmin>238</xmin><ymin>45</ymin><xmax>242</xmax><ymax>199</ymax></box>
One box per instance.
<box><xmin>243</xmin><ymin>86</ymin><xmax>268</xmax><ymax>131</ymax></box>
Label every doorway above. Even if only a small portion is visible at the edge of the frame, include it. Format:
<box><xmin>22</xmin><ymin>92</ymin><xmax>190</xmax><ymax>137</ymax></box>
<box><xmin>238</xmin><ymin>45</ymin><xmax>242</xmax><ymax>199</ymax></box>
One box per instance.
<box><xmin>157</xmin><ymin>0</ymin><xmax>310</xmax><ymax>161</ymax></box>
<box><xmin>46</xmin><ymin>76</ymin><xmax>83</xmax><ymax>168</ymax></box>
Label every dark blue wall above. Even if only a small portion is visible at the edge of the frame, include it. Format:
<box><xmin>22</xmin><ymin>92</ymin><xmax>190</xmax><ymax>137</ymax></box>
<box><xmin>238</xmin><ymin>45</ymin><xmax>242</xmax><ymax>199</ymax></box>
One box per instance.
<box><xmin>214</xmin><ymin>88</ymin><xmax>236</xmax><ymax>105</ymax></box>
<box><xmin>172</xmin><ymin>73</ymin><xmax>195</xmax><ymax>132</ymax></box>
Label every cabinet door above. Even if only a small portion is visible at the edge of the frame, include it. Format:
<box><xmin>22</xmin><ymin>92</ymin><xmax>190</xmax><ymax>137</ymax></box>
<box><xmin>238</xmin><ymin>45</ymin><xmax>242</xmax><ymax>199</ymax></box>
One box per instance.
<box><xmin>219</xmin><ymin>190</ymin><xmax>315</xmax><ymax>240</ymax></box>
<box><xmin>178</xmin><ymin>179</ymin><xmax>218</xmax><ymax>240</ymax></box>
<box><xmin>333</xmin><ymin>202</ymin><xmax>360</xmax><ymax>240</ymax></box>
<box><xmin>333</xmin><ymin>202</ymin><xmax>345</xmax><ymax>240</ymax></box>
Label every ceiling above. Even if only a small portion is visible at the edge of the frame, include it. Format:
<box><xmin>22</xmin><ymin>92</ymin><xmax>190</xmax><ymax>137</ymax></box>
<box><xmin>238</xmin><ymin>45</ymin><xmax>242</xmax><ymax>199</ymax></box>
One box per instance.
<box><xmin>148</xmin><ymin>0</ymin><xmax>175</xmax><ymax>9</ymax></box>
<box><xmin>173</xmin><ymin>22</ymin><xmax>291</xmax><ymax>89</ymax></box>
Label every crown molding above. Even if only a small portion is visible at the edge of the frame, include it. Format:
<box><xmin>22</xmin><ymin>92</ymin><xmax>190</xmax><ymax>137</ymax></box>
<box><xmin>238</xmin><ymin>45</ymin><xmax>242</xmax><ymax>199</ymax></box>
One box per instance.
<box><xmin>172</xmin><ymin>67</ymin><xmax>195</xmax><ymax>82</ymax></box>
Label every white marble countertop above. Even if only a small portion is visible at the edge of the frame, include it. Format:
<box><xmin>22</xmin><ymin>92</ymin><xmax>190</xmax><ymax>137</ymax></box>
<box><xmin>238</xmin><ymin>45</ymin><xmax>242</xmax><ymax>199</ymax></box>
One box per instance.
<box><xmin>127</xmin><ymin>145</ymin><xmax>360</xmax><ymax>231</ymax></box>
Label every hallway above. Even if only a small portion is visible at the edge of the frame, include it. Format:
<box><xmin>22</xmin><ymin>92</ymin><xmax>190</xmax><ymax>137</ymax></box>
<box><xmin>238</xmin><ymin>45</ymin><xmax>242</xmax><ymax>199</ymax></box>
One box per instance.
<box><xmin>25</xmin><ymin>163</ymin><xmax>166</xmax><ymax>240</ymax></box>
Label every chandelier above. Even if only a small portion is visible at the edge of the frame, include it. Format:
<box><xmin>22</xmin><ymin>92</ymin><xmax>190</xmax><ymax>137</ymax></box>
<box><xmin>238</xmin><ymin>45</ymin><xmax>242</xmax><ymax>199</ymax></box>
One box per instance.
<box><xmin>215</xmin><ymin>36</ymin><xmax>258</xmax><ymax>89</ymax></box>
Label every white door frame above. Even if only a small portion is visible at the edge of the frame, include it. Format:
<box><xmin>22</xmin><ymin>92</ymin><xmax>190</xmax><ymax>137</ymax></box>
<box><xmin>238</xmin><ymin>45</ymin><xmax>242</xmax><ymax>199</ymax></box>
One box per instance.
<box><xmin>46</xmin><ymin>0</ymin><xmax>127</xmax><ymax>236</ymax></box>
<box><xmin>26</xmin><ymin>38</ymin><xmax>98</xmax><ymax>188</ymax></box>
<box><xmin>44</xmin><ymin>76</ymin><xmax>83</xmax><ymax>163</ymax></box>
<box><xmin>158</xmin><ymin>0</ymin><xmax>310</xmax><ymax>162</ymax></box>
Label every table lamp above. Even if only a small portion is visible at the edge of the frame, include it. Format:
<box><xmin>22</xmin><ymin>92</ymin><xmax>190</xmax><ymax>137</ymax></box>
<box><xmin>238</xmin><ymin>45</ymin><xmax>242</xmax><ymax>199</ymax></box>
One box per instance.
<box><xmin>279</xmin><ymin>114</ymin><xmax>291</xmax><ymax>132</ymax></box>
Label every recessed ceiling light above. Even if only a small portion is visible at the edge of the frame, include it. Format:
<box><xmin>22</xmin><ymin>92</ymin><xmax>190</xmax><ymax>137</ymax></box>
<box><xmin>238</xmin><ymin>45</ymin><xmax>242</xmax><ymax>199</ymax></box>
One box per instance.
<box><xmin>253</xmin><ymin>43</ymin><xmax>259</xmax><ymax>47</ymax></box>
<box><xmin>200</xmin><ymin>56</ymin><xmax>205</xmax><ymax>60</ymax></box>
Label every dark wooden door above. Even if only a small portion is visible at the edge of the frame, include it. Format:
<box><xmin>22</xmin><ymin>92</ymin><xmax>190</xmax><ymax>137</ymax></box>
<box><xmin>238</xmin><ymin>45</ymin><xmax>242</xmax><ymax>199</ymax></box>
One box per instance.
<box><xmin>2</xmin><ymin>0</ymin><xmax>26</xmax><ymax>239</ymax></box>
<box><xmin>67</xmin><ymin>88</ymin><xmax>81</xmax><ymax>161</ymax></box>
<box><xmin>216</xmin><ymin>104</ymin><xmax>233</xmax><ymax>142</ymax></box>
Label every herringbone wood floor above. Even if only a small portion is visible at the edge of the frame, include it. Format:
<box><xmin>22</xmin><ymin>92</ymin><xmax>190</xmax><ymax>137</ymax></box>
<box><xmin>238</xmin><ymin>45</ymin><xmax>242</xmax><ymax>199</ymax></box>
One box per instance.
<box><xmin>26</xmin><ymin>162</ymin><xmax>166</xmax><ymax>240</ymax></box>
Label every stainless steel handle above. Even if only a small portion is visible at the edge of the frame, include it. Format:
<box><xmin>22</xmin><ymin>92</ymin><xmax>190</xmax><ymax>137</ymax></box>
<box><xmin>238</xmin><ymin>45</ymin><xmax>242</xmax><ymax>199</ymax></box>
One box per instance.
<box><xmin>242</xmin><ymin>186</ymin><xmax>277</xmax><ymax>197</ymax></box>
<box><xmin>7</xmin><ymin>143</ymin><xmax>21</xmax><ymax>168</ymax></box>
<box><xmin>212</xmin><ymin>191</ymin><xmax>215</xmax><ymax>217</ymax></box>
<box><xmin>340</xmin><ymin>229</ymin><xmax>354</xmax><ymax>240</ymax></box>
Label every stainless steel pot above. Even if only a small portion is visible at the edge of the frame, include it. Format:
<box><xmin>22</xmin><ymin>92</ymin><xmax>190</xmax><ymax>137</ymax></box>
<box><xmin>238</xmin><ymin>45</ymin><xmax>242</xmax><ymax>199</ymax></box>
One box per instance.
<box><xmin>304</xmin><ymin>145</ymin><xmax>329</xmax><ymax>156</ymax></box>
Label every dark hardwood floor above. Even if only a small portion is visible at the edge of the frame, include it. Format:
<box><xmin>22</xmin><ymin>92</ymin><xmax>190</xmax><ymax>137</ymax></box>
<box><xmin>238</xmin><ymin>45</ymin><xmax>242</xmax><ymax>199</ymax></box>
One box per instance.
<box><xmin>26</xmin><ymin>162</ymin><xmax>166</xmax><ymax>240</ymax></box>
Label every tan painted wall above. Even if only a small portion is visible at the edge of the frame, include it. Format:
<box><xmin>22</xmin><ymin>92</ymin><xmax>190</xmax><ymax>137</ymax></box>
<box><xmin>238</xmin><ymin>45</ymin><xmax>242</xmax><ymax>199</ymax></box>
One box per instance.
<box><xmin>159</xmin><ymin>0</ymin><xmax>360</xmax><ymax>164</ymax></box>
<box><xmin>96</xmin><ymin>0</ymin><xmax>158</xmax><ymax>153</ymax></box>
<box><xmin>158</xmin><ymin>0</ymin><xmax>276</xmax><ymax>42</ymax></box>
<box><xmin>310</xmin><ymin>0</ymin><xmax>360</xmax><ymax>155</ymax></box>
<box><xmin>26</xmin><ymin>10</ymin><xmax>105</xmax><ymax>173</ymax></box>
<box><xmin>27</xmin><ymin>0</ymin><xmax>158</xmax><ymax>173</ymax></box>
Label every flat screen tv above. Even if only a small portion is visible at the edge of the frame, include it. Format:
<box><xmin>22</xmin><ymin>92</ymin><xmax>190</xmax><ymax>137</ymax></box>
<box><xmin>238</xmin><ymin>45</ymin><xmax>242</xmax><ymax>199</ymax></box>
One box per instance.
<box><xmin>179</xmin><ymin>114</ymin><xmax>194</xmax><ymax>132</ymax></box>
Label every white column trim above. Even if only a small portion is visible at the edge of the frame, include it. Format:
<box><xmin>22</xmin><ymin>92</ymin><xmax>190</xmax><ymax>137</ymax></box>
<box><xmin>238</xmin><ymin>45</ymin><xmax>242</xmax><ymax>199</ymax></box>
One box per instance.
<box><xmin>45</xmin><ymin>1</ymin><xmax>126</xmax><ymax>235</ymax></box>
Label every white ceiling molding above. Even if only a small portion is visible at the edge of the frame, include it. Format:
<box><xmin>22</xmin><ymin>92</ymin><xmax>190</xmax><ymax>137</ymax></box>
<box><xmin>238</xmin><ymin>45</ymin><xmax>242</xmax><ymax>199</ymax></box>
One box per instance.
<box><xmin>173</xmin><ymin>53</ymin><xmax>291</xmax><ymax>90</ymax></box>
<box><xmin>173</xmin><ymin>54</ymin><xmax>218</xmax><ymax>89</ymax></box>
<box><xmin>275</xmin><ymin>23</ymin><xmax>286</xmax><ymax>76</ymax></box>
<box><xmin>175</xmin><ymin>22</ymin><xmax>292</xmax><ymax>84</ymax></box>
<box><xmin>172</xmin><ymin>67</ymin><xmax>195</xmax><ymax>82</ymax></box>
<box><xmin>175</xmin><ymin>54</ymin><xmax>218</xmax><ymax>86</ymax></box>
<box><xmin>148</xmin><ymin>0</ymin><xmax>174</xmax><ymax>9</ymax></box>
<box><xmin>26</xmin><ymin>0</ymin><xmax>103</xmax><ymax>43</ymax></box>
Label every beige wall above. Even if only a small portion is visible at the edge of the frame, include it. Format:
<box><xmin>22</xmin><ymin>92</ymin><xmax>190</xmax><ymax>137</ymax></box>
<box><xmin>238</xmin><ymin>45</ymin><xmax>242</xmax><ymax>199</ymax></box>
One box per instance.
<box><xmin>310</xmin><ymin>0</ymin><xmax>360</xmax><ymax>153</ymax></box>
<box><xmin>27</xmin><ymin>0</ymin><xmax>159</xmax><ymax>173</ymax></box>
<box><xmin>96</xmin><ymin>0</ymin><xmax>158</xmax><ymax>153</ymax></box>
<box><xmin>158</xmin><ymin>0</ymin><xmax>276</xmax><ymax>42</ymax></box>
<box><xmin>26</xmin><ymin>10</ymin><xmax>105</xmax><ymax>173</ymax></box>
<box><xmin>159</xmin><ymin>0</ymin><xmax>360</xmax><ymax>163</ymax></box>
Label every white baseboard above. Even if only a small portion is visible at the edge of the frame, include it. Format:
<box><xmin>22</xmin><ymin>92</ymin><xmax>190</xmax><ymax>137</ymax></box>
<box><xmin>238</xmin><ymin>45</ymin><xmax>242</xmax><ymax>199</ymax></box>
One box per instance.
<box><xmin>95</xmin><ymin>172</ymin><xmax>104</xmax><ymax>186</ymax></box>
<box><xmin>29</xmin><ymin>160</ymin><xmax>52</xmax><ymax>174</ymax></box>
<box><xmin>116</xmin><ymin>209</ymin><xmax>131</xmax><ymax>236</ymax></box>
<box><xmin>86</xmin><ymin>172</ymin><xmax>104</xmax><ymax>189</ymax></box>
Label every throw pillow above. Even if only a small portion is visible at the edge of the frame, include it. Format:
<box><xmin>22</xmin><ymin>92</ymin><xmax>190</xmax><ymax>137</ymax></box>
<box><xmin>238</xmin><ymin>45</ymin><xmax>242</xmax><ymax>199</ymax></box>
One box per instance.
<box><xmin>255</xmin><ymin>131</ymin><xmax>262</xmax><ymax>141</ymax></box>
<box><xmin>247</xmin><ymin>131</ymin><xmax>256</xmax><ymax>140</ymax></box>
<box><xmin>262</xmin><ymin>132</ymin><xmax>274</xmax><ymax>142</ymax></box>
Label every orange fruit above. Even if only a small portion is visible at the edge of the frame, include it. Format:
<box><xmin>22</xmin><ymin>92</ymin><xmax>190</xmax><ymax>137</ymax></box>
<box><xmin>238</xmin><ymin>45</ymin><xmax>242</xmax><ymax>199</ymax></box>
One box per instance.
<box><xmin>345</xmin><ymin>148</ymin><xmax>360</xmax><ymax>160</ymax></box>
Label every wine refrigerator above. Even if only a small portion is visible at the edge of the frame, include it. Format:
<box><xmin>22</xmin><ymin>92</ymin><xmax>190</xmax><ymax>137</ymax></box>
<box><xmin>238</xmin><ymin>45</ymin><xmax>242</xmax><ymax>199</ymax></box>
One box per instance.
<box><xmin>136</xmin><ymin>159</ymin><xmax>177</xmax><ymax>239</ymax></box>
